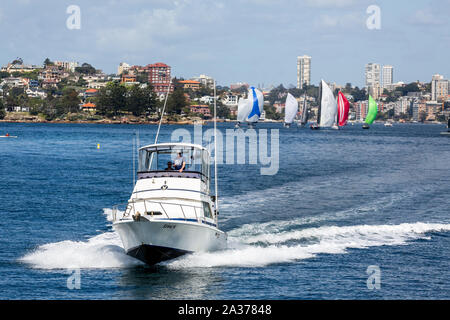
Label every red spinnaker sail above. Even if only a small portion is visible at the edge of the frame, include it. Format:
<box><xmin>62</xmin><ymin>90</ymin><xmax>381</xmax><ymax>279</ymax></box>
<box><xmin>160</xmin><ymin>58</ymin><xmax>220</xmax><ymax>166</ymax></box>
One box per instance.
<box><xmin>337</xmin><ymin>91</ymin><xmax>350</xmax><ymax>126</ymax></box>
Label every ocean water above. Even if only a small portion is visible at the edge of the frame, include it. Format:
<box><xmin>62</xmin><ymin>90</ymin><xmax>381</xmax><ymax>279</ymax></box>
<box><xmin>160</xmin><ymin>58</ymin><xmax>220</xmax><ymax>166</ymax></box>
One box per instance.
<box><xmin>0</xmin><ymin>122</ymin><xmax>449</xmax><ymax>300</ymax></box>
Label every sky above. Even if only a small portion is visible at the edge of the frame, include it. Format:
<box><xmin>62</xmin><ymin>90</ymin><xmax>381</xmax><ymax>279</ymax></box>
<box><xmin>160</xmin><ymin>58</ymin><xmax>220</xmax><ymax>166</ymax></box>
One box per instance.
<box><xmin>0</xmin><ymin>0</ymin><xmax>448</xmax><ymax>88</ymax></box>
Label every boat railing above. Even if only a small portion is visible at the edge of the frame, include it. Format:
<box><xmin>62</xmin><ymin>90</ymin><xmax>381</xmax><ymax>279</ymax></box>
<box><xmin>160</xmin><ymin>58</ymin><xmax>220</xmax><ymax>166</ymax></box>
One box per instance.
<box><xmin>112</xmin><ymin>198</ymin><xmax>205</xmax><ymax>224</ymax></box>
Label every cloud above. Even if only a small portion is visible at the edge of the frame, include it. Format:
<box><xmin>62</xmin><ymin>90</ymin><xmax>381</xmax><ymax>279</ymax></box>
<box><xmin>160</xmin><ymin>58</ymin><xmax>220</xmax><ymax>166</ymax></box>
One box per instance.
<box><xmin>314</xmin><ymin>12</ymin><xmax>363</xmax><ymax>29</ymax></box>
<box><xmin>410</xmin><ymin>9</ymin><xmax>445</xmax><ymax>26</ymax></box>
<box><xmin>305</xmin><ymin>0</ymin><xmax>362</xmax><ymax>8</ymax></box>
<box><xmin>95</xmin><ymin>0</ymin><xmax>225</xmax><ymax>51</ymax></box>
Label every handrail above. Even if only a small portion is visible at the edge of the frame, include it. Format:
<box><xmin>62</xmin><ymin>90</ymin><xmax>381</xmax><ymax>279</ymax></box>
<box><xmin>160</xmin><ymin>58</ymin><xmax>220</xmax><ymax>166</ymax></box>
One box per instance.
<box><xmin>112</xmin><ymin>198</ymin><xmax>210</xmax><ymax>225</ymax></box>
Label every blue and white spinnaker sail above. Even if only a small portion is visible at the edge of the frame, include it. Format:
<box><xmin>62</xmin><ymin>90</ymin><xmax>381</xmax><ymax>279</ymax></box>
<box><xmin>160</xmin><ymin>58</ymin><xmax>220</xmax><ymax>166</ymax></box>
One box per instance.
<box><xmin>246</xmin><ymin>87</ymin><xmax>264</xmax><ymax>123</ymax></box>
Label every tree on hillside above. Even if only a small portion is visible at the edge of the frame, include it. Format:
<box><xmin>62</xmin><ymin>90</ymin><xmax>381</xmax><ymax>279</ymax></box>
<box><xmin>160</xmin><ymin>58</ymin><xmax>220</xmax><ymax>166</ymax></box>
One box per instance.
<box><xmin>60</xmin><ymin>88</ymin><xmax>81</xmax><ymax>113</ymax></box>
<box><xmin>0</xmin><ymin>71</ymin><xmax>10</xmax><ymax>79</ymax></box>
<box><xmin>75</xmin><ymin>63</ymin><xmax>97</xmax><ymax>75</ymax></box>
<box><xmin>166</xmin><ymin>79</ymin><xmax>187</xmax><ymax>115</ymax></box>
<box><xmin>126</xmin><ymin>84</ymin><xmax>158</xmax><ymax>116</ymax></box>
<box><xmin>288</xmin><ymin>87</ymin><xmax>303</xmax><ymax>98</ymax></box>
<box><xmin>0</xmin><ymin>99</ymin><xmax>5</xmax><ymax>119</ymax></box>
<box><xmin>96</xmin><ymin>81</ymin><xmax>127</xmax><ymax>116</ymax></box>
<box><xmin>351</xmin><ymin>87</ymin><xmax>367</xmax><ymax>102</ymax></box>
<box><xmin>208</xmin><ymin>100</ymin><xmax>230</xmax><ymax>119</ymax></box>
<box><xmin>44</xmin><ymin>58</ymin><xmax>54</xmax><ymax>67</ymax></box>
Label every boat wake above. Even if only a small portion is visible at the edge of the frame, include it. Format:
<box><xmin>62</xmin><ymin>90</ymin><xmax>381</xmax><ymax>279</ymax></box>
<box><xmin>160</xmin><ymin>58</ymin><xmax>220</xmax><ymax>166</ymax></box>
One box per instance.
<box><xmin>19</xmin><ymin>209</ymin><xmax>143</xmax><ymax>269</ymax></box>
<box><xmin>164</xmin><ymin>221</ymin><xmax>450</xmax><ymax>268</ymax></box>
<box><xmin>19</xmin><ymin>231</ymin><xmax>143</xmax><ymax>269</ymax></box>
<box><xmin>19</xmin><ymin>208</ymin><xmax>450</xmax><ymax>269</ymax></box>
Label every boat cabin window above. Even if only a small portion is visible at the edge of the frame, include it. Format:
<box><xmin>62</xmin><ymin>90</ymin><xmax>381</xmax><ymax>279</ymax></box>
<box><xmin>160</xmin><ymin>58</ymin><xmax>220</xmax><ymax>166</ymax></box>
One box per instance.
<box><xmin>138</xmin><ymin>145</ymin><xmax>210</xmax><ymax>181</ymax></box>
<box><xmin>202</xmin><ymin>201</ymin><xmax>213</xmax><ymax>219</ymax></box>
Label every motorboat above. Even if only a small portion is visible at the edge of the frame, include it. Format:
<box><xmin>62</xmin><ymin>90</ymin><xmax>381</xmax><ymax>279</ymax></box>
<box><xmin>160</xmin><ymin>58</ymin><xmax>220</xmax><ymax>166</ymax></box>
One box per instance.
<box><xmin>0</xmin><ymin>133</ymin><xmax>17</xmax><ymax>138</ymax></box>
<box><xmin>112</xmin><ymin>143</ymin><xmax>227</xmax><ymax>265</ymax></box>
<box><xmin>112</xmin><ymin>79</ymin><xmax>227</xmax><ymax>266</ymax></box>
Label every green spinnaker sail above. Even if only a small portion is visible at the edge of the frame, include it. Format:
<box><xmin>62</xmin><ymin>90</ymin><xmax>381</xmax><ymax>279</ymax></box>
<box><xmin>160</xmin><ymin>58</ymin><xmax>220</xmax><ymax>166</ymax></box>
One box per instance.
<box><xmin>365</xmin><ymin>95</ymin><xmax>378</xmax><ymax>125</ymax></box>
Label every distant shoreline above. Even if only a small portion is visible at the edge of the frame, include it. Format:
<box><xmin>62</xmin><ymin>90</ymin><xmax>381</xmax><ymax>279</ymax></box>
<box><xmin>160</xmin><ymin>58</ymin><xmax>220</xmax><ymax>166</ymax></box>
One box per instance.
<box><xmin>0</xmin><ymin>119</ymin><xmax>236</xmax><ymax>125</ymax></box>
<box><xmin>0</xmin><ymin>119</ymin><xmax>445</xmax><ymax>125</ymax></box>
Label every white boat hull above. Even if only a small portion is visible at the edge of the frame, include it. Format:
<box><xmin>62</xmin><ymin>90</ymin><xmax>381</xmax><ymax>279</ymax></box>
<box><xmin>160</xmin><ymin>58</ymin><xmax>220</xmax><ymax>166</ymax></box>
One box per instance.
<box><xmin>114</xmin><ymin>218</ymin><xmax>227</xmax><ymax>265</ymax></box>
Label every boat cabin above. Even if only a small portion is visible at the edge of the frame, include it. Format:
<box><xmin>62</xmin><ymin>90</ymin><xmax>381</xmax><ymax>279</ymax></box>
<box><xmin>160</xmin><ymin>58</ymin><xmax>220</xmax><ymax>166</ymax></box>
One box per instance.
<box><xmin>138</xmin><ymin>143</ymin><xmax>211</xmax><ymax>183</ymax></box>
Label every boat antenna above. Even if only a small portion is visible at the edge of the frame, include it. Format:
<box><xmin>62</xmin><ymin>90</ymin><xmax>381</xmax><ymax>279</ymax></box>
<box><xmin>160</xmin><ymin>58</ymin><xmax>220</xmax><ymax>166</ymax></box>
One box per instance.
<box><xmin>132</xmin><ymin>131</ymin><xmax>136</xmax><ymax>189</ymax></box>
<box><xmin>154</xmin><ymin>78</ymin><xmax>173</xmax><ymax>144</ymax></box>
<box><xmin>213</xmin><ymin>80</ymin><xmax>219</xmax><ymax>222</ymax></box>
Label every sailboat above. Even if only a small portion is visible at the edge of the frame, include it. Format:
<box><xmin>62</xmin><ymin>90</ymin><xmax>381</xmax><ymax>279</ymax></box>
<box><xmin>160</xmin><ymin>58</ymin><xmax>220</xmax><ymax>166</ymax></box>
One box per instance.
<box><xmin>235</xmin><ymin>97</ymin><xmax>251</xmax><ymax>129</ymax></box>
<box><xmin>298</xmin><ymin>92</ymin><xmax>309</xmax><ymax>127</ymax></box>
<box><xmin>235</xmin><ymin>86</ymin><xmax>264</xmax><ymax>129</ymax></box>
<box><xmin>362</xmin><ymin>95</ymin><xmax>378</xmax><ymax>129</ymax></box>
<box><xmin>334</xmin><ymin>91</ymin><xmax>350</xmax><ymax>129</ymax></box>
<box><xmin>112</xmin><ymin>80</ymin><xmax>227</xmax><ymax>265</ymax></box>
<box><xmin>312</xmin><ymin>80</ymin><xmax>337</xmax><ymax>130</ymax></box>
<box><xmin>284</xmin><ymin>93</ymin><xmax>298</xmax><ymax>128</ymax></box>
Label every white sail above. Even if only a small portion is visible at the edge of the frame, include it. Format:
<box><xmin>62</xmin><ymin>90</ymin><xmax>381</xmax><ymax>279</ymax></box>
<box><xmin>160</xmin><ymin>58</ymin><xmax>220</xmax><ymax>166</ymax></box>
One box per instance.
<box><xmin>284</xmin><ymin>93</ymin><xmax>298</xmax><ymax>124</ymax></box>
<box><xmin>237</xmin><ymin>98</ymin><xmax>251</xmax><ymax>122</ymax></box>
<box><xmin>247</xmin><ymin>87</ymin><xmax>264</xmax><ymax>123</ymax></box>
<box><xmin>319</xmin><ymin>80</ymin><xmax>337</xmax><ymax>128</ymax></box>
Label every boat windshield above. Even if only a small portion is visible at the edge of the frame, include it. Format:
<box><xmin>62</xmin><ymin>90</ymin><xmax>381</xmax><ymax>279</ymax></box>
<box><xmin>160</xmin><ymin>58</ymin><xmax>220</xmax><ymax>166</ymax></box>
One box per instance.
<box><xmin>138</xmin><ymin>145</ymin><xmax>210</xmax><ymax>179</ymax></box>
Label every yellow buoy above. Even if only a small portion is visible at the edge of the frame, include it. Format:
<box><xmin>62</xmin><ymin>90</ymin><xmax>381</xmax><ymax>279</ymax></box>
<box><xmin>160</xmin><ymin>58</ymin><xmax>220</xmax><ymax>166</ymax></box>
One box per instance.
<box><xmin>97</xmin><ymin>144</ymin><xmax>100</xmax><ymax>149</ymax></box>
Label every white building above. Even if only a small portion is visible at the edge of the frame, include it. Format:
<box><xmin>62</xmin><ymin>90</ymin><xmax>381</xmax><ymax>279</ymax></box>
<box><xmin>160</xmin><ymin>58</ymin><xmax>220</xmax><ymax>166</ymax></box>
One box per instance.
<box><xmin>199</xmin><ymin>96</ymin><xmax>215</xmax><ymax>104</ymax></box>
<box><xmin>365</xmin><ymin>63</ymin><xmax>381</xmax><ymax>89</ymax></box>
<box><xmin>395</xmin><ymin>97</ymin><xmax>412</xmax><ymax>116</ymax></box>
<box><xmin>222</xmin><ymin>94</ymin><xmax>239</xmax><ymax>107</ymax></box>
<box><xmin>54</xmin><ymin>61</ymin><xmax>79</xmax><ymax>72</ymax></box>
<box><xmin>117</xmin><ymin>62</ymin><xmax>131</xmax><ymax>75</ymax></box>
<box><xmin>382</xmin><ymin>65</ymin><xmax>393</xmax><ymax>89</ymax></box>
<box><xmin>297</xmin><ymin>55</ymin><xmax>311</xmax><ymax>89</ymax></box>
<box><xmin>192</xmin><ymin>74</ymin><xmax>215</xmax><ymax>89</ymax></box>
<box><xmin>431</xmin><ymin>74</ymin><xmax>448</xmax><ymax>102</ymax></box>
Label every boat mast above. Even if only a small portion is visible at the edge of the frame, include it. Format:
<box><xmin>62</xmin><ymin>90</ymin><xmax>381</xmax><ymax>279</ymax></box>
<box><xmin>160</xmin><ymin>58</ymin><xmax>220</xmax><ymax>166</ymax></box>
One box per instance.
<box><xmin>336</xmin><ymin>91</ymin><xmax>340</xmax><ymax>127</ymax></box>
<box><xmin>154</xmin><ymin>78</ymin><xmax>173</xmax><ymax>144</ymax></box>
<box><xmin>149</xmin><ymin>78</ymin><xmax>173</xmax><ymax>174</ymax></box>
<box><xmin>317</xmin><ymin>80</ymin><xmax>322</xmax><ymax>125</ymax></box>
<box><xmin>213</xmin><ymin>80</ymin><xmax>219</xmax><ymax>224</ymax></box>
<box><xmin>302</xmin><ymin>91</ymin><xmax>307</xmax><ymax>125</ymax></box>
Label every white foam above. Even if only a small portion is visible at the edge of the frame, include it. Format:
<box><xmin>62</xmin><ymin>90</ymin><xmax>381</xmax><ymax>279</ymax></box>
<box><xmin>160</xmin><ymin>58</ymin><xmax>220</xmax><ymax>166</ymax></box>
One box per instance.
<box><xmin>19</xmin><ymin>231</ymin><xmax>143</xmax><ymax>269</ymax></box>
<box><xmin>165</xmin><ymin>222</ymin><xmax>450</xmax><ymax>269</ymax></box>
<box><xmin>20</xmin><ymin>207</ymin><xmax>450</xmax><ymax>270</ymax></box>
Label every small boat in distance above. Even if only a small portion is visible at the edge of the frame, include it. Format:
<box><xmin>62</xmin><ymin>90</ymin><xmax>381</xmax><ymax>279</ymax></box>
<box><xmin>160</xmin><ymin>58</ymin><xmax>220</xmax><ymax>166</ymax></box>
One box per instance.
<box><xmin>0</xmin><ymin>133</ymin><xmax>17</xmax><ymax>138</ymax></box>
<box><xmin>298</xmin><ymin>92</ymin><xmax>309</xmax><ymax>127</ymax></box>
<box><xmin>336</xmin><ymin>91</ymin><xmax>350</xmax><ymax>129</ymax></box>
<box><xmin>235</xmin><ymin>86</ymin><xmax>264</xmax><ymax>129</ymax></box>
<box><xmin>363</xmin><ymin>95</ymin><xmax>378</xmax><ymax>129</ymax></box>
<box><xmin>384</xmin><ymin>121</ymin><xmax>393</xmax><ymax>127</ymax></box>
<box><xmin>319</xmin><ymin>80</ymin><xmax>338</xmax><ymax>129</ymax></box>
<box><xmin>284</xmin><ymin>93</ymin><xmax>299</xmax><ymax>128</ymax></box>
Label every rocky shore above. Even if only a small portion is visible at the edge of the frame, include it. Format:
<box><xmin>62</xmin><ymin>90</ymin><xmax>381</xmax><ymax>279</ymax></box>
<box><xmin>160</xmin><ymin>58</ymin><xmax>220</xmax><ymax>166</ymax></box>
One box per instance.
<box><xmin>0</xmin><ymin>112</ymin><xmax>231</xmax><ymax>125</ymax></box>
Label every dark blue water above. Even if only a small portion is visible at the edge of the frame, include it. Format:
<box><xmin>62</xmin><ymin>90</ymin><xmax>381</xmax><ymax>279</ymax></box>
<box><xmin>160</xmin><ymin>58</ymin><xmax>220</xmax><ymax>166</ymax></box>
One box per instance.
<box><xmin>0</xmin><ymin>122</ymin><xmax>449</xmax><ymax>299</ymax></box>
